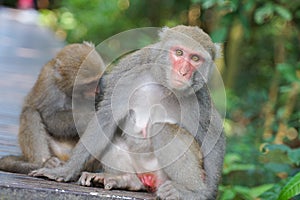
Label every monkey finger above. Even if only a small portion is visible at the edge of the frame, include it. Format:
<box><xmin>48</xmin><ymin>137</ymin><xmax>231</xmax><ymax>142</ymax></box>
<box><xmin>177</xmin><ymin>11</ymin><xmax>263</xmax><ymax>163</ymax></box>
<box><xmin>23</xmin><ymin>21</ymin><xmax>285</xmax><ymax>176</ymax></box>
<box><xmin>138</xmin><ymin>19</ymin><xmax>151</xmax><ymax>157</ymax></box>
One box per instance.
<box><xmin>29</xmin><ymin>169</ymin><xmax>48</xmax><ymax>177</ymax></box>
<box><xmin>79</xmin><ymin>172</ymin><xmax>96</xmax><ymax>186</ymax></box>
<box><xmin>104</xmin><ymin>179</ymin><xmax>118</xmax><ymax>190</ymax></box>
<box><xmin>92</xmin><ymin>174</ymin><xmax>105</xmax><ymax>184</ymax></box>
<box><xmin>56</xmin><ymin>177</ymin><xmax>66</xmax><ymax>182</ymax></box>
<box><xmin>29</xmin><ymin>168</ymin><xmax>59</xmax><ymax>181</ymax></box>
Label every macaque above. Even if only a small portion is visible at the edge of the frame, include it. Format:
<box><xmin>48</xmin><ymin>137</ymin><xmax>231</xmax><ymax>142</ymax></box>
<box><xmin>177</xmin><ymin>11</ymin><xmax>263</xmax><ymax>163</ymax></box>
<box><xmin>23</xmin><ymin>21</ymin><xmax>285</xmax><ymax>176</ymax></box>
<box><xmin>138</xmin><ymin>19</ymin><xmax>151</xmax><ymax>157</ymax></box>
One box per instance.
<box><xmin>31</xmin><ymin>25</ymin><xmax>225</xmax><ymax>199</ymax></box>
<box><xmin>79</xmin><ymin>83</ymin><xmax>206</xmax><ymax>199</ymax></box>
<box><xmin>0</xmin><ymin>42</ymin><xmax>104</xmax><ymax>174</ymax></box>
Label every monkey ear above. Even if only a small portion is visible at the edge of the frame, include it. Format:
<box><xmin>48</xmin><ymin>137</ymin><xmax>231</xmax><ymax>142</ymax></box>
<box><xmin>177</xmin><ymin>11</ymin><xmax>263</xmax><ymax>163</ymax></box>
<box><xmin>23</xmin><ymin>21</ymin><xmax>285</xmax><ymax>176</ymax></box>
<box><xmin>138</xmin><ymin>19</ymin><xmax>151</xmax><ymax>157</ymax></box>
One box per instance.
<box><xmin>53</xmin><ymin>58</ymin><xmax>62</xmax><ymax>80</ymax></box>
<box><xmin>214</xmin><ymin>43</ymin><xmax>223</xmax><ymax>59</ymax></box>
<box><xmin>158</xmin><ymin>26</ymin><xmax>170</xmax><ymax>40</ymax></box>
<box><xmin>83</xmin><ymin>41</ymin><xmax>95</xmax><ymax>48</ymax></box>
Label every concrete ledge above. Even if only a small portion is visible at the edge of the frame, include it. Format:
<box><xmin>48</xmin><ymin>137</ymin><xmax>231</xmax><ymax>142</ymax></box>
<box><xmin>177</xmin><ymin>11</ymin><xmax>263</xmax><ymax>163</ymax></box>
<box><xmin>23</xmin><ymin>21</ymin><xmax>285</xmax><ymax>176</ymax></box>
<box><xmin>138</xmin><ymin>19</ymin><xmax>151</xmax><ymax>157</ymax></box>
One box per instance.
<box><xmin>0</xmin><ymin>171</ymin><xmax>155</xmax><ymax>200</ymax></box>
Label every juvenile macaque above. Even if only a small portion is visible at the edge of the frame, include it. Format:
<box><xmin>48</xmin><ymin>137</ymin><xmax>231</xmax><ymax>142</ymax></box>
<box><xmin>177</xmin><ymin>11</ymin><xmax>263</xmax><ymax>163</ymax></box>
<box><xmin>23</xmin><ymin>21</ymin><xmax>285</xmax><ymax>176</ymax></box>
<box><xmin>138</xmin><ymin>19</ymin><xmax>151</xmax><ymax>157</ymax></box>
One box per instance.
<box><xmin>79</xmin><ymin>83</ymin><xmax>206</xmax><ymax>199</ymax></box>
<box><xmin>31</xmin><ymin>26</ymin><xmax>225</xmax><ymax>199</ymax></box>
<box><xmin>0</xmin><ymin>42</ymin><xmax>104</xmax><ymax>174</ymax></box>
<box><xmin>79</xmin><ymin>122</ymin><xmax>205</xmax><ymax>199</ymax></box>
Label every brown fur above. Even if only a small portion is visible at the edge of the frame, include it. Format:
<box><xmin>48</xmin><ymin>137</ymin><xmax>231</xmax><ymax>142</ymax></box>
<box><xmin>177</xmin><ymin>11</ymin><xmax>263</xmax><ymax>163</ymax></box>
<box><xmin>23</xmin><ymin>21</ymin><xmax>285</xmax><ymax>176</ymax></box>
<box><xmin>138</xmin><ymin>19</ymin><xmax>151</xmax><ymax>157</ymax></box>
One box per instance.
<box><xmin>0</xmin><ymin>42</ymin><xmax>103</xmax><ymax>174</ymax></box>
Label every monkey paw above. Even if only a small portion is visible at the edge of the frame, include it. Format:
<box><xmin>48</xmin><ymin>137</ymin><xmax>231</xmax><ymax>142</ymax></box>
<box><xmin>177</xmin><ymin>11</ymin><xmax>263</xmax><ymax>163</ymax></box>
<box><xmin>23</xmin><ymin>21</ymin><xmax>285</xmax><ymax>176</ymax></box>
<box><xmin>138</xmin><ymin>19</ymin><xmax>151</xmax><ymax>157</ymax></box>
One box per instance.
<box><xmin>79</xmin><ymin>172</ymin><xmax>122</xmax><ymax>190</ymax></box>
<box><xmin>29</xmin><ymin>166</ymin><xmax>79</xmax><ymax>182</ymax></box>
<box><xmin>79</xmin><ymin>172</ymin><xmax>102</xmax><ymax>187</ymax></box>
<box><xmin>156</xmin><ymin>180</ymin><xmax>180</xmax><ymax>200</ymax></box>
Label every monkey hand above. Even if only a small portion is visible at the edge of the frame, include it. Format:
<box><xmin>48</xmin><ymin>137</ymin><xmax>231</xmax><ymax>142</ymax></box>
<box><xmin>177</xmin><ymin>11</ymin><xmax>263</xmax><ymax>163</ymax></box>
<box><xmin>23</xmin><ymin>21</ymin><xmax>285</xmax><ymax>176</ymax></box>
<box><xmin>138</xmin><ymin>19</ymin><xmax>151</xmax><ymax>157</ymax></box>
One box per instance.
<box><xmin>79</xmin><ymin>172</ymin><xmax>145</xmax><ymax>191</ymax></box>
<box><xmin>79</xmin><ymin>172</ymin><xmax>119</xmax><ymax>189</ymax></box>
<box><xmin>79</xmin><ymin>172</ymin><xmax>103</xmax><ymax>187</ymax></box>
<box><xmin>29</xmin><ymin>165</ymin><xmax>80</xmax><ymax>182</ymax></box>
<box><xmin>156</xmin><ymin>180</ymin><xmax>180</xmax><ymax>200</ymax></box>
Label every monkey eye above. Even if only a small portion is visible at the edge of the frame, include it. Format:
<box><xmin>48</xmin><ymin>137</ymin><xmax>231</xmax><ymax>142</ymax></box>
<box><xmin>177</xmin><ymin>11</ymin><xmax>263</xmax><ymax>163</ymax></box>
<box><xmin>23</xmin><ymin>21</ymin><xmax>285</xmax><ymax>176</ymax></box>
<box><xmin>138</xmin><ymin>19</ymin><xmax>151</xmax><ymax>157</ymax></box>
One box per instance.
<box><xmin>191</xmin><ymin>55</ymin><xmax>200</xmax><ymax>62</ymax></box>
<box><xmin>175</xmin><ymin>49</ymin><xmax>183</xmax><ymax>56</ymax></box>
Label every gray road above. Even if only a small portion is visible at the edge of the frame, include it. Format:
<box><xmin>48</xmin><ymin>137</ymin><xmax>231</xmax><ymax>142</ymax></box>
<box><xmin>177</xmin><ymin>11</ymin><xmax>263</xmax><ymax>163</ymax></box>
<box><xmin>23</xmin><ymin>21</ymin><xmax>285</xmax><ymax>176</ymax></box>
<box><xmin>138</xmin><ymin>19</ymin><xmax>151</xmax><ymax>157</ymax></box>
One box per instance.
<box><xmin>0</xmin><ymin>6</ymin><xmax>64</xmax><ymax>156</ymax></box>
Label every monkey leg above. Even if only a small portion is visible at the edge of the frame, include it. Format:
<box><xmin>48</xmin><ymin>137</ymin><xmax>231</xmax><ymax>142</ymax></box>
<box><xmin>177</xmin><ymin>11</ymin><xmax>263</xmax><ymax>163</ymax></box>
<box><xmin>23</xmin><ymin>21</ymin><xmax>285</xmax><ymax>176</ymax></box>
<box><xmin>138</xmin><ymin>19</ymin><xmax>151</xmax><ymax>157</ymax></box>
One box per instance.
<box><xmin>19</xmin><ymin>107</ymin><xmax>53</xmax><ymax>165</ymax></box>
<box><xmin>0</xmin><ymin>108</ymin><xmax>59</xmax><ymax>174</ymax></box>
<box><xmin>79</xmin><ymin>172</ymin><xmax>146</xmax><ymax>191</ymax></box>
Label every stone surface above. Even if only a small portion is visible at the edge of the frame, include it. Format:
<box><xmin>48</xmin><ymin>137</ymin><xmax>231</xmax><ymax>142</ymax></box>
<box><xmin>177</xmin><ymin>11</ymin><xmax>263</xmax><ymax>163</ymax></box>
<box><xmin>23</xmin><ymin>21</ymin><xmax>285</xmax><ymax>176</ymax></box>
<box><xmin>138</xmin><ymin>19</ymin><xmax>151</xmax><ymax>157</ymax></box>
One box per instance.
<box><xmin>0</xmin><ymin>171</ymin><xmax>154</xmax><ymax>200</ymax></box>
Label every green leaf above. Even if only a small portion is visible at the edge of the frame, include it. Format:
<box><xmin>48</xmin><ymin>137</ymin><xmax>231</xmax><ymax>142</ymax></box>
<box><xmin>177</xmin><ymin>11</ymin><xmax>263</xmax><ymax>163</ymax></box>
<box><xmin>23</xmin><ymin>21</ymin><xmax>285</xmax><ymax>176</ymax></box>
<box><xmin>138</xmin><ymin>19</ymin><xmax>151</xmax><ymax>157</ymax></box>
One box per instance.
<box><xmin>211</xmin><ymin>26</ymin><xmax>228</xmax><ymax>42</ymax></box>
<box><xmin>277</xmin><ymin>63</ymin><xmax>298</xmax><ymax>83</ymax></box>
<box><xmin>288</xmin><ymin>149</ymin><xmax>300</xmax><ymax>166</ymax></box>
<box><xmin>265</xmin><ymin>163</ymin><xmax>291</xmax><ymax>174</ymax></box>
<box><xmin>191</xmin><ymin>0</ymin><xmax>202</xmax><ymax>3</ymax></box>
<box><xmin>261</xmin><ymin>143</ymin><xmax>291</xmax><ymax>153</ymax></box>
<box><xmin>278</xmin><ymin>172</ymin><xmax>300</xmax><ymax>200</ymax></box>
<box><xmin>220</xmin><ymin>189</ymin><xmax>236</xmax><ymax>200</ymax></box>
<box><xmin>249</xmin><ymin>184</ymin><xmax>274</xmax><ymax>198</ymax></box>
<box><xmin>260</xmin><ymin>179</ymin><xmax>288</xmax><ymax>200</ymax></box>
<box><xmin>254</xmin><ymin>3</ymin><xmax>274</xmax><ymax>24</ymax></box>
<box><xmin>223</xmin><ymin>163</ymin><xmax>256</xmax><ymax>175</ymax></box>
<box><xmin>274</xmin><ymin>5</ymin><xmax>292</xmax><ymax>21</ymax></box>
<box><xmin>244</xmin><ymin>0</ymin><xmax>255</xmax><ymax>12</ymax></box>
<box><xmin>223</xmin><ymin>153</ymin><xmax>256</xmax><ymax>175</ymax></box>
<box><xmin>202</xmin><ymin>0</ymin><xmax>218</xmax><ymax>9</ymax></box>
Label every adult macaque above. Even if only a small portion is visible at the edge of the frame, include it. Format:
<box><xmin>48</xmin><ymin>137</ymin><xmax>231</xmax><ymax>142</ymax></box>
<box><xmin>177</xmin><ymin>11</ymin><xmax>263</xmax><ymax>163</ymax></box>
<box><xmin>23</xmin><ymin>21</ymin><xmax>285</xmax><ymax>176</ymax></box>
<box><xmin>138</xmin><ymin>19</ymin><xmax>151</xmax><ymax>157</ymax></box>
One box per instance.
<box><xmin>79</xmin><ymin>83</ymin><xmax>206</xmax><ymax>199</ymax></box>
<box><xmin>0</xmin><ymin>42</ymin><xmax>104</xmax><ymax>174</ymax></box>
<box><xmin>31</xmin><ymin>25</ymin><xmax>225</xmax><ymax>199</ymax></box>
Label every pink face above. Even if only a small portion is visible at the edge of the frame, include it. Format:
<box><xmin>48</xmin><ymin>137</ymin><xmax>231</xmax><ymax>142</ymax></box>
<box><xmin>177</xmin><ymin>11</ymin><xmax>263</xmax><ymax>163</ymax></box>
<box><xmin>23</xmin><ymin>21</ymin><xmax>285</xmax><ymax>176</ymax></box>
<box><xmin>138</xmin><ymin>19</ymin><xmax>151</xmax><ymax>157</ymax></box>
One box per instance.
<box><xmin>169</xmin><ymin>46</ymin><xmax>204</xmax><ymax>88</ymax></box>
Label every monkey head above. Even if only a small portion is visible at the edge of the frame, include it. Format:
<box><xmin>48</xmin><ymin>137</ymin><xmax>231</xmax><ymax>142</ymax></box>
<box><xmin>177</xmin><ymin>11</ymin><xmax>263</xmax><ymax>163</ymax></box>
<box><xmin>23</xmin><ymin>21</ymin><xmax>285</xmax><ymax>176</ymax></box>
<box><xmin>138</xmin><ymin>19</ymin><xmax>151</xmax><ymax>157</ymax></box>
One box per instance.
<box><xmin>158</xmin><ymin>25</ymin><xmax>217</xmax><ymax>93</ymax></box>
<box><xmin>53</xmin><ymin>42</ymin><xmax>104</xmax><ymax>99</ymax></box>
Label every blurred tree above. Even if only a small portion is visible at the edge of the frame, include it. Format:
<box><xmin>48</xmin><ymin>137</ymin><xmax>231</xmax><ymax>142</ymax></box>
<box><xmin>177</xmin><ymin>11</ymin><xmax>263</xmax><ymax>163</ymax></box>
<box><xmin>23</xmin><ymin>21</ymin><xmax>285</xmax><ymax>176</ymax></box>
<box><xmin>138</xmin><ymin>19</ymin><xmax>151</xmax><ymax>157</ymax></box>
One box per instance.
<box><xmin>39</xmin><ymin>0</ymin><xmax>194</xmax><ymax>43</ymax></box>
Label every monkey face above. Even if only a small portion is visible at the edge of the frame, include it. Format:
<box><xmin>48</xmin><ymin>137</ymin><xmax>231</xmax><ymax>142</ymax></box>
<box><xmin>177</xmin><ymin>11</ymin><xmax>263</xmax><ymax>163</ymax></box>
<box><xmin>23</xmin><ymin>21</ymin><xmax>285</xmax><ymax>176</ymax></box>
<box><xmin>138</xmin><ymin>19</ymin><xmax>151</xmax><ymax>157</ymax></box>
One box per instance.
<box><xmin>168</xmin><ymin>45</ymin><xmax>205</xmax><ymax>90</ymax></box>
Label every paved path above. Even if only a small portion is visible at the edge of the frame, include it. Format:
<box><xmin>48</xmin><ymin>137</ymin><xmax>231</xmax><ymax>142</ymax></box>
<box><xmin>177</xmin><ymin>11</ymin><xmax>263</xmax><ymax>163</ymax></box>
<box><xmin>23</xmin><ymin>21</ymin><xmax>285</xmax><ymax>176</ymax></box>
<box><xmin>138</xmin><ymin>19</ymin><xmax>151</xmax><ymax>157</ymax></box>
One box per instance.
<box><xmin>0</xmin><ymin>6</ymin><xmax>64</xmax><ymax>157</ymax></box>
<box><xmin>0</xmin><ymin>7</ymin><xmax>154</xmax><ymax>200</ymax></box>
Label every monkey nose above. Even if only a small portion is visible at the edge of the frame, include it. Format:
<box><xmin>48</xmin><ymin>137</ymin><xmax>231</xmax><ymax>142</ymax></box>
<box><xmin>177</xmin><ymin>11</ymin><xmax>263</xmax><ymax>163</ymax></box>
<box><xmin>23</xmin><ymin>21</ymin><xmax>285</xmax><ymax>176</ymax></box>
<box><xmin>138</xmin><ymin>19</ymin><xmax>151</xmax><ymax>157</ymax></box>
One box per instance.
<box><xmin>179</xmin><ymin>65</ymin><xmax>190</xmax><ymax>76</ymax></box>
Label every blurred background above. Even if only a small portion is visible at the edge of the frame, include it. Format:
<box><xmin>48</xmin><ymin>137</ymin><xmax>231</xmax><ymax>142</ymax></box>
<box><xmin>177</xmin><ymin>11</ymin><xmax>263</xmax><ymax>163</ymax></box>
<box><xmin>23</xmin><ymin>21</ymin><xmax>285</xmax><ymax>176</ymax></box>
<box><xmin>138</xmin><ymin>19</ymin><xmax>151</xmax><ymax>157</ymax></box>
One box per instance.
<box><xmin>0</xmin><ymin>0</ymin><xmax>299</xmax><ymax>199</ymax></box>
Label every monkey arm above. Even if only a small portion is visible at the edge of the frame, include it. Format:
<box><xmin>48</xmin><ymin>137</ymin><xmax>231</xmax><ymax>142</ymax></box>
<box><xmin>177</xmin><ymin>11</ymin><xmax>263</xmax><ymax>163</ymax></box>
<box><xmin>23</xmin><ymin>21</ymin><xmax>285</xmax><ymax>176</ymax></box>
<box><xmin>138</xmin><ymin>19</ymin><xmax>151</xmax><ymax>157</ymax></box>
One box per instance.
<box><xmin>200</xmin><ymin>110</ymin><xmax>226</xmax><ymax>199</ymax></box>
<box><xmin>43</xmin><ymin>110</ymin><xmax>77</xmax><ymax>138</ymax></box>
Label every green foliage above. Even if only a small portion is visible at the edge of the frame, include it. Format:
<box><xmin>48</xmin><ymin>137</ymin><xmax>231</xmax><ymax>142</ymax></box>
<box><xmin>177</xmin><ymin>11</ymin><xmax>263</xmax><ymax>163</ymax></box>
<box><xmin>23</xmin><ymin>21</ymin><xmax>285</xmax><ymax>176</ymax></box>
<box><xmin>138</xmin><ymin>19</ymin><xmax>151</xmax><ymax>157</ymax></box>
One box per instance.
<box><xmin>278</xmin><ymin>172</ymin><xmax>300</xmax><ymax>200</ymax></box>
<box><xmin>220</xmin><ymin>184</ymin><xmax>274</xmax><ymax>200</ymax></box>
<box><xmin>260</xmin><ymin>179</ymin><xmax>288</xmax><ymax>200</ymax></box>
<box><xmin>277</xmin><ymin>63</ymin><xmax>300</xmax><ymax>84</ymax></box>
<box><xmin>223</xmin><ymin>153</ymin><xmax>256</xmax><ymax>175</ymax></box>
<box><xmin>39</xmin><ymin>0</ymin><xmax>191</xmax><ymax>43</ymax></box>
<box><xmin>262</xmin><ymin>144</ymin><xmax>300</xmax><ymax>166</ymax></box>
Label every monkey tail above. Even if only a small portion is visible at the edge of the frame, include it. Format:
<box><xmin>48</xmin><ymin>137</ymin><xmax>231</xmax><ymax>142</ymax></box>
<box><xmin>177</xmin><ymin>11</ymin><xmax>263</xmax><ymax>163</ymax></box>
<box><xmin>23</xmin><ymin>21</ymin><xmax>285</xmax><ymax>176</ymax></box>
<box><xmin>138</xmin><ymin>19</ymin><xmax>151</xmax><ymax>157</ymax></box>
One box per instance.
<box><xmin>0</xmin><ymin>155</ymin><xmax>40</xmax><ymax>174</ymax></box>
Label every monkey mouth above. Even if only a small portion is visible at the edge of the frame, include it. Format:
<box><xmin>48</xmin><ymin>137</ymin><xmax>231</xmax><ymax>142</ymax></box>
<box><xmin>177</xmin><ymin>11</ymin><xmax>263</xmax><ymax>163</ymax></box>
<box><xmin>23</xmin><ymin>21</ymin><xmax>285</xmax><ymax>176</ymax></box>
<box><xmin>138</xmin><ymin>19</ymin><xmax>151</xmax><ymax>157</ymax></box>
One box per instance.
<box><xmin>171</xmin><ymin>77</ymin><xmax>188</xmax><ymax>88</ymax></box>
<box><xmin>173</xmin><ymin>79</ymin><xmax>184</xmax><ymax>85</ymax></box>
